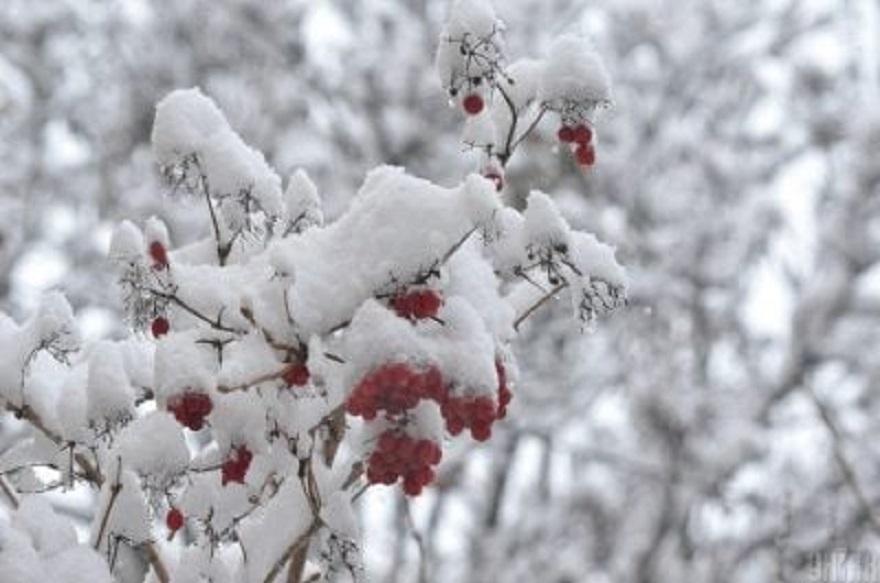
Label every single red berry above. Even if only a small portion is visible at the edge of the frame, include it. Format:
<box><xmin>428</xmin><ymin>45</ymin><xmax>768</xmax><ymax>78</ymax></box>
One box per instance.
<box><xmin>221</xmin><ymin>445</ymin><xmax>253</xmax><ymax>486</ymax></box>
<box><xmin>575</xmin><ymin>144</ymin><xmax>596</xmax><ymax>166</ymax></box>
<box><xmin>166</xmin><ymin>508</ymin><xmax>184</xmax><ymax>532</ymax></box>
<box><xmin>463</xmin><ymin>93</ymin><xmax>484</xmax><ymax>115</ymax></box>
<box><xmin>403</xmin><ymin>474</ymin><xmax>423</xmax><ymax>496</ymax></box>
<box><xmin>282</xmin><ymin>363</ymin><xmax>310</xmax><ymax>387</ymax></box>
<box><xmin>573</xmin><ymin>123</ymin><xmax>593</xmax><ymax>145</ymax></box>
<box><xmin>413</xmin><ymin>291</ymin><xmax>443</xmax><ymax>319</ymax></box>
<box><xmin>151</xmin><ymin>316</ymin><xmax>170</xmax><ymax>338</ymax></box>
<box><xmin>557</xmin><ymin>126</ymin><xmax>575</xmax><ymax>143</ymax></box>
<box><xmin>484</xmin><ymin>172</ymin><xmax>504</xmax><ymax>192</ymax></box>
<box><xmin>149</xmin><ymin>241</ymin><xmax>169</xmax><ymax>270</ymax></box>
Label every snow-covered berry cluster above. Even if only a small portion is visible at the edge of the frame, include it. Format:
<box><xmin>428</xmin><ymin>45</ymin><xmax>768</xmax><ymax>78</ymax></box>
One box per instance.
<box><xmin>437</xmin><ymin>1</ymin><xmax>612</xmax><ymax>178</ymax></box>
<box><xmin>0</xmin><ymin>2</ymin><xmax>626</xmax><ymax>580</ymax></box>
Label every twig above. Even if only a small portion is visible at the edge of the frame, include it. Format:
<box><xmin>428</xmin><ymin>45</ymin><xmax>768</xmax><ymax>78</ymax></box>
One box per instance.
<box><xmin>263</xmin><ymin>519</ymin><xmax>323</xmax><ymax>583</ymax></box>
<box><xmin>0</xmin><ymin>474</ymin><xmax>20</xmax><ymax>509</ymax></box>
<box><xmin>141</xmin><ymin>541</ymin><xmax>171</xmax><ymax>583</ymax></box>
<box><xmin>93</xmin><ymin>459</ymin><xmax>123</xmax><ymax>551</ymax></box>
<box><xmin>513</xmin><ymin>281</ymin><xmax>569</xmax><ymax>330</ymax></box>
<box><xmin>808</xmin><ymin>386</ymin><xmax>880</xmax><ymax>536</ymax></box>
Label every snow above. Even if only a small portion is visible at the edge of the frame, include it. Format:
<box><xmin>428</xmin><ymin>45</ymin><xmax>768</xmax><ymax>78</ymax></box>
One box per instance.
<box><xmin>151</xmin><ymin>88</ymin><xmax>227</xmax><ymax>168</ymax></box>
<box><xmin>523</xmin><ymin>190</ymin><xmax>571</xmax><ymax>249</ymax></box>
<box><xmin>0</xmin><ymin>497</ymin><xmax>112</xmax><ymax>583</ymax></box>
<box><xmin>116</xmin><ymin>412</ymin><xmax>189</xmax><ymax>487</ymax></box>
<box><xmin>504</xmin><ymin>58</ymin><xmax>545</xmax><ymax>110</ymax></box>
<box><xmin>445</xmin><ymin>0</ymin><xmax>498</xmax><ymax>39</ymax></box>
<box><xmin>273</xmin><ymin>167</ymin><xmax>500</xmax><ymax>336</ymax></box>
<box><xmin>152</xmin><ymin>88</ymin><xmax>284</xmax><ymax>226</ymax></box>
<box><xmin>153</xmin><ymin>330</ymin><xmax>216</xmax><ymax>402</ymax></box>
<box><xmin>540</xmin><ymin>35</ymin><xmax>612</xmax><ymax>105</ymax></box>
<box><xmin>284</xmin><ymin>169</ymin><xmax>324</xmax><ymax>232</ymax></box>
<box><xmin>108</xmin><ymin>220</ymin><xmax>145</xmax><ymax>263</ymax></box>
<box><xmin>237</xmin><ymin>480</ymin><xmax>312</xmax><ymax>582</ymax></box>
<box><xmin>85</xmin><ymin>341</ymin><xmax>135</xmax><ymax>427</ymax></box>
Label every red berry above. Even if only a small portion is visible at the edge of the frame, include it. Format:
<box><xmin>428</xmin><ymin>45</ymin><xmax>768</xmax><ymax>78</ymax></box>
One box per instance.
<box><xmin>166</xmin><ymin>508</ymin><xmax>184</xmax><ymax>532</ymax></box>
<box><xmin>282</xmin><ymin>363</ymin><xmax>310</xmax><ymax>387</ymax></box>
<box><xmin>484</xmin><ymin>172</ymin><xmax>504</xmax><ymax>192</ymax></box>
<box><xmin>573</xmin><ymin>123</ymin><xmax>593</xmax><ymax>145</ymax></box>
<box><xmin>403</xmin><ymin>475</ymin><xmax>423</xmax><ymax>496</ymax></box>
<box><xmin>149</xmin><ymin>241</ymin><xmax>169</xmax><ymax>270</ymax></box>
<box><xmin>463</xmin><ymin>93</ymin><xmax>484</xmax><ymax>115</ymax></box>
<box><xmin>557</xmin><ymin>126</ymin><xmax>575</xmax><ymax>143</ymax></box>
<box><xmin>392</xmin><ymin>290</ymin><xmax>443</xmax><ymax>320</ymax></box>
<box><xmin>151</xmin><ymin>316</ymin><xmax>170</xmax><ymax>338</ymax></box>
<box><xmin>221</xmin><ymin>445</ymin><xmax>253</xmax><ymax>486</ymax></box>
<box><xmin>575</xmin><ymin>144</ymin><xmax>596</xmax><ymax>166</ymax></box>
<box><xmin>471</xmin><ymin>422</ymin><xmax>492</xmax><ymax>442</ymax></box>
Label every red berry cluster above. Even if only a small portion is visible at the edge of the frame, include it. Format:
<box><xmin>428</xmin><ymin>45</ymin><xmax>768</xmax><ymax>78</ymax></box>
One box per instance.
<box><xmin>151</xmin><ymin>316</ymin><xmax>170</xmax><ymax>338</ymax></box>
<box><xmin>282</xmin><ymin>363</ymin><xmax>310</xmax><ymax>387</ymax></box>
<box><xmin>463</xmin><ymin>93</ymin><xmax>484</xmax><ymax>116</ymax></box>
<box><xmin>391</xmin><ymin>290</ymin><xmax>443</xmax><ymax>321</ymax></box>
<box><xmin>166</xmin><ymin>507</ymin><xmax>184</xmax><ymax>533</ymax></box>
<box><xmin>440</xmin><ymin>395</ymin><xmax>496</xmax><ymax>441</ymax></box>
<box><xmin>347</xmin><ymin>358</ymin><xmax>513</xmax><ymax>494</ymax></box>
<box><xmin>558</xmin><ymin>122</ymin><xmax>596</xmax><ymax>168</ymax></box>
<box><xmin>345</xmin><ymin>363</ymin><xmax>445</xmax><ymax>420</ymax></box>
<box><xmin>366</xmin><ymin>431</ymin><xmax>442</xmax><ymax>496</ymax></box>
<box><xmin>167</xmin><ymin>392</ymin><xmax>213</xmax><ymax>431</ymax></box>
<box><xmin>221</xmin><ymin>445</ymin><xmax>253</xmax><ymax>486</ymax></box>
<box><xmin>149</xmin><ymin>241</ymin><xmax>169</xmax><ymax>270</ymax></box>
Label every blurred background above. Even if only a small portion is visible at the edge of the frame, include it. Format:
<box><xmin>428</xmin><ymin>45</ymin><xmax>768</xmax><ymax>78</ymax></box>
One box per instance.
<box><xmin>2</xmin><ymin>0</ymin><xmax>880</xmax><ymax>581</ymax></box>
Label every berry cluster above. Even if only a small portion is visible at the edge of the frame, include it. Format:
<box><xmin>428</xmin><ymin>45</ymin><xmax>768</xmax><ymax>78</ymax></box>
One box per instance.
<box><xmin>221</xmin><ymin>445</ymin><xmax>253</xmax><ymax>486</ymax></box>
<box><xmin>440</xmin><ymin>395</ymin><xmax>496</xmax><ymax>441</ymax></box>
<box><xmin>557</xmin><ymin>122</ymin><xmax>596</xmax><ymax>168</ymax></box>
<box><xmin>166</xmin><ymin>508</ymin><xmax>184</xmax><ymax>533</ymax></box>
<box><xmin>345</xmin><ymin>363</ymin><xmax>445</xmax><ymax>419</ymax></box>
<box><xmin>391</xmin><ymin>289</ymin><xmax>443</xmax><ymax>321</ymax></box>
<box><xmin>151</xmin><ymin>316</ymin><xmax>170</xmax><ymax>338</ymax></box>
<box><xmin>149</xmin><ymin>241</ymin><xmax>169</xmax><ymax>270</ymax></box>
<box><xmin>282</xmin><ymin>363</ymin><xmax>310</xmax><ymax>387</ymax></box>
<box><xmin>365</xmin><ymin>431</ymin><xmax>442</xmax><ymax>496</ymax></box>
<box><xmin>167</xmin><ymin>392</ymin><xmax>213</xmax><ymax>431</ymax></box>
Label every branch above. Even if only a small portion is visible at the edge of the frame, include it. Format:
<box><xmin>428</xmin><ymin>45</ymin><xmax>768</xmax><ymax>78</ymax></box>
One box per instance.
<box><xmin>808</xmin><ymin>386</ymin><xmax>880</xmax><ymax>536</ymax></box>
<box><xmin>93</xmin><ymin>460</ymin><xmax>123</xmax><ymax>551</ymax></box>
<box><xmin>0</xmin><ymin>474</ymin><xmax>20</xmax><ymax>509</ymax></box>
<box><xmin>3</xmin><ymin>401</ymin><xmax>103</xmax><ymax>486</ymax></box>
<box><xmin>263</xmin><ymin>519</ymin><xmax>323</xmax><ymax>583</ymax></box>
<box><xmin>141</xmin><ymin>541</ymin><xmax>170</xmax><ymax>583</ymax></box>
<box><xmin>513</xmin><ymin>281</ymin><xmax>569</xmax><ymax>330</ymax></box>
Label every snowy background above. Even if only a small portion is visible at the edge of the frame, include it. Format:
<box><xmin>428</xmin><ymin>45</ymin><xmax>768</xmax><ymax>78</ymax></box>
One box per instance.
<box><xmin>2</xmin><ymin>0</ymin><xmax>880</xmax><ymax>582</ymax></box>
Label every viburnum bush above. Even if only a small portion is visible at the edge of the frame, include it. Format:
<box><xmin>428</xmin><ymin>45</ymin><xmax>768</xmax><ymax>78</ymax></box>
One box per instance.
<box><xmin>0</xmin><ymin>1</ymin><xmax>624</xmax><ymax>582</ymax></box>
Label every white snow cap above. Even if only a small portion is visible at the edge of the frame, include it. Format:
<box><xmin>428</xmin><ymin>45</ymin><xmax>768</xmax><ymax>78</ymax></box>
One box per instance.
<box><xmin>284</xmin><ymin>169</ymin><xmax>323</xmax><ymax>231</ymax></box>
<box><xmin>85</xmin><ymin>341</ymin><xmax>135</xmax><ymax>426</ymax></box>
<box><xmin>108</xmin><ymin>220</ymin><xmax>145</xmax><ymax>263</ymax></box>
<box><xmin>151</xmin><ymin>88</ymin><xmax>284</xmax><ymax>220</ymax></box>
<box><xmin>540</xmin><ymin>35</ymin><xmax>612</xmax><ymax>104</ymax></box>
<box><xmin>273</xmin><ymin>166</ymin><xmax>499</xmax><ymax>336</ymax></box>
<box><xmin>446</xmin><ymin>0</ymin><xmax>498</xmax><ymax>38</ymax></box>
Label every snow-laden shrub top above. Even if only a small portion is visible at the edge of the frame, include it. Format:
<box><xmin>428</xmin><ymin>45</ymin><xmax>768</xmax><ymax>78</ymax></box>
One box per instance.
<box><xmin>0</xmin><ymin>1</ymin><xmax>624</xmax><ymax>581</ymax></box>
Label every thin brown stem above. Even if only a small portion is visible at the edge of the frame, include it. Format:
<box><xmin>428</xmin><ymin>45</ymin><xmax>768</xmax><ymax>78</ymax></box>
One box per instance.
<box><xmin>513</xmin><ymin>281</ymin><xmax>569</xmax><ymax>330</ymax></box>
